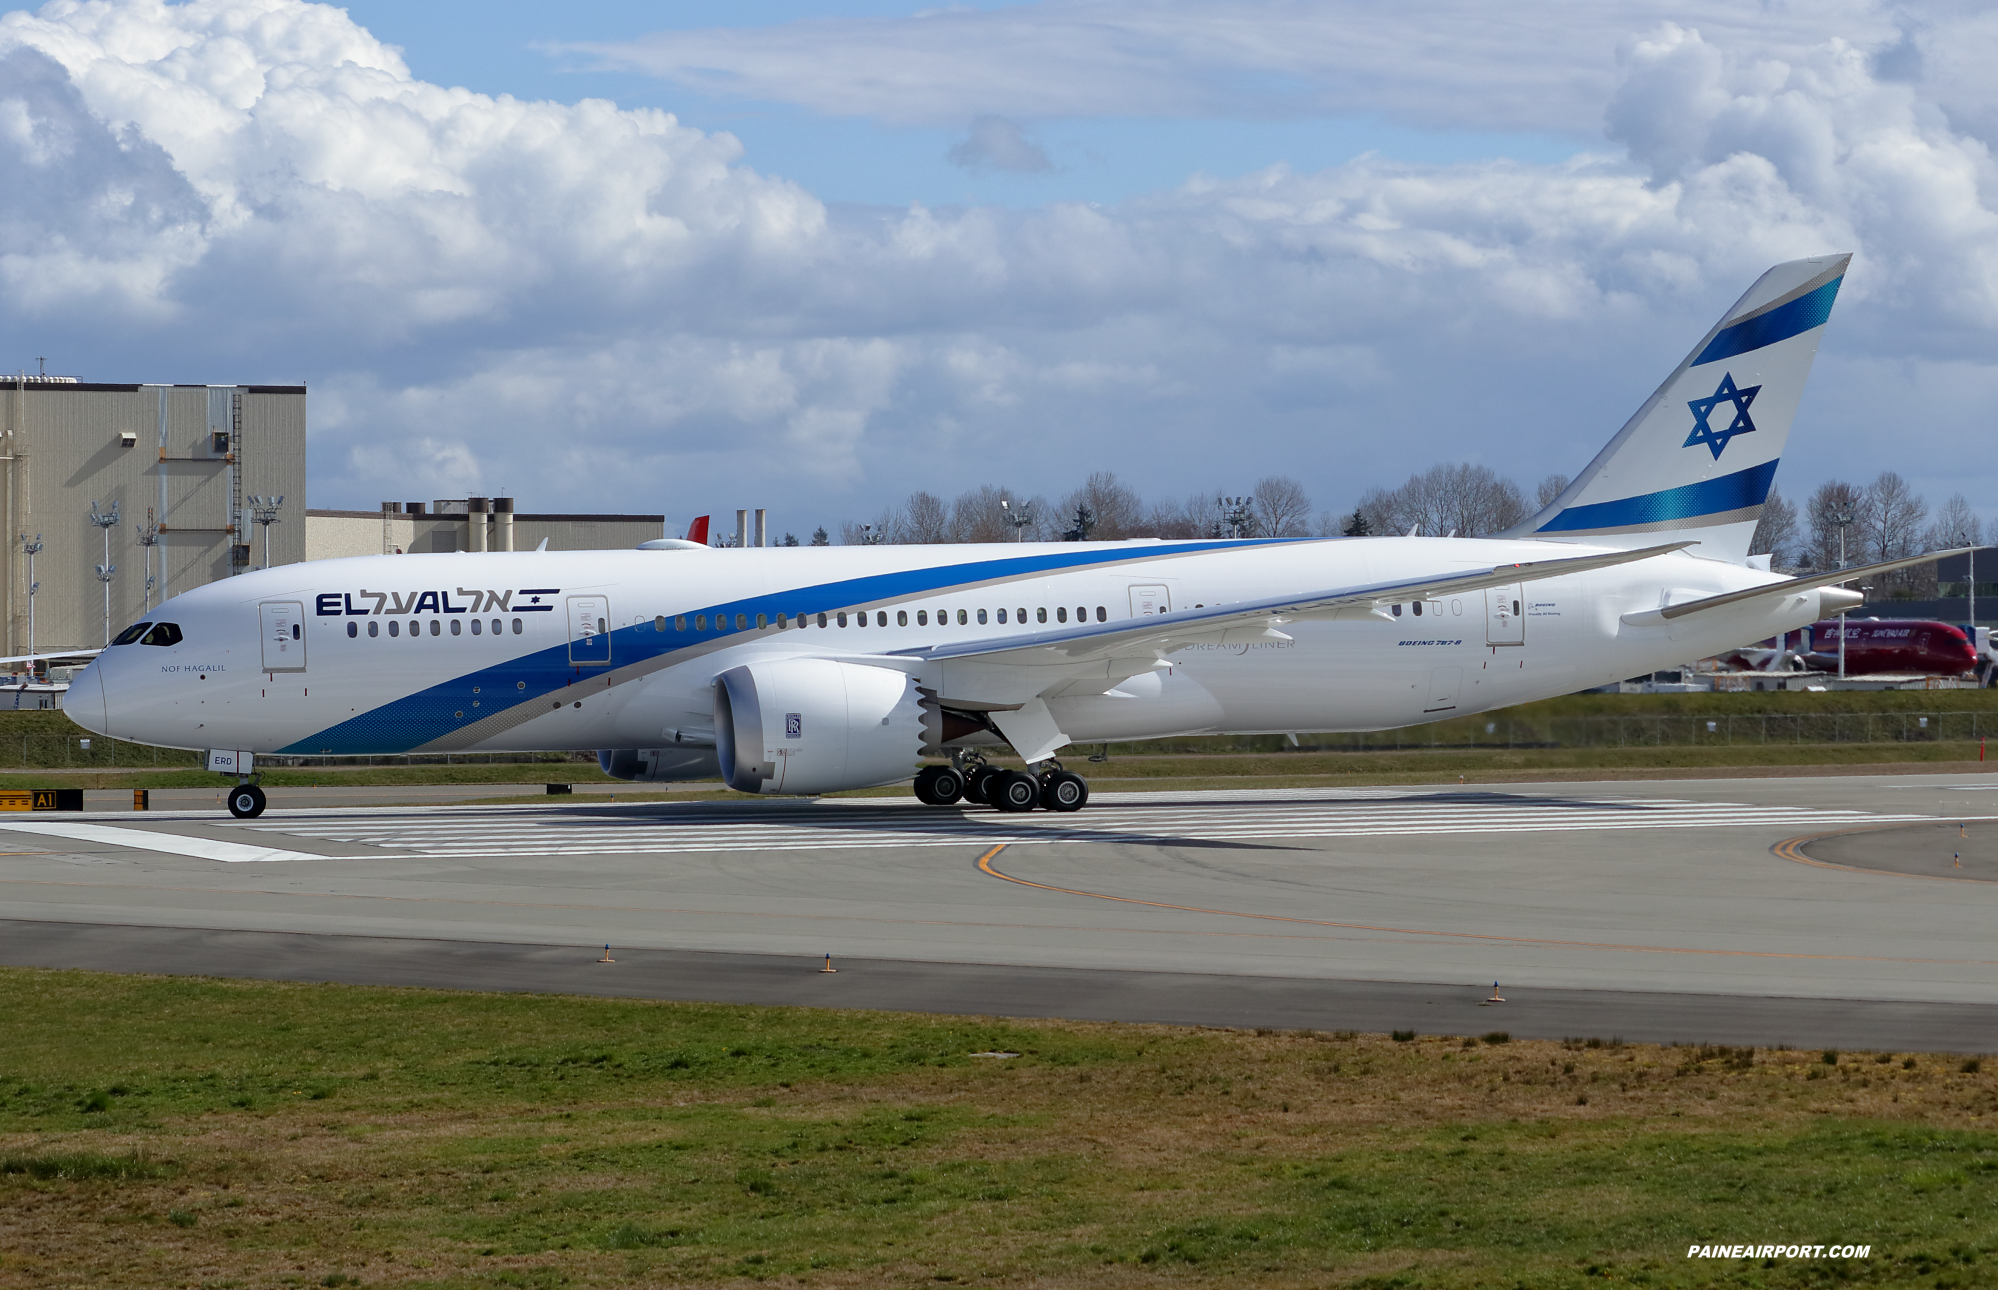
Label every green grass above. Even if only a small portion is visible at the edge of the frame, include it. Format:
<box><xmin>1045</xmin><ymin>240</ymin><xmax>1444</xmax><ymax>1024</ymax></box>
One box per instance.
<box><xmin>1</xmin><ymin>969</ymin><xmax>1993</xmax><ymax>1286</ymax></box>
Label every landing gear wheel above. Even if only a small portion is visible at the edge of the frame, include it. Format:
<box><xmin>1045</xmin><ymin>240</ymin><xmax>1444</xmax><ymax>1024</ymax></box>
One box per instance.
<box><xmin>1040</xmin><ymin>770</ymin><xmax>1088</xmax><ymax>812</ymax></box>
<box><xmin>963</xmin><ymin>765</ymin><xmax>1001</xmax><ymax>806</ymax></box>
<box><xmin>913</xmin><ymin>765</ymin><xmax>965</xmax><ymax>805</ymax></box>
<box><xmin>227</xmin><ymin>784</ymin><xmax>267</xmax><ymax>819</ymax></box>
<box><xmin>991</xmin><ymin>770</ymin><xmax>1042</xmax><ymax>813</ymax></box>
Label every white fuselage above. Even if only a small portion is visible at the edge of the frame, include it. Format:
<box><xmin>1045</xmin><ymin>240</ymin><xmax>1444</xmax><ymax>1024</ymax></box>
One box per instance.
<box><xmin>70</xmin><ymin>536</ymin><xmax>1815</xmax><ymax>763</ymax></box>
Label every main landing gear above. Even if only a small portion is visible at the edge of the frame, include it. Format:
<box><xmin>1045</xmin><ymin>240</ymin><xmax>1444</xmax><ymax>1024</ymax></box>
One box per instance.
<box><xmin>913</xmin><ymin>758</ymin><xmax>1089</xmax><ymax>813</ymax></box>
<box><xmin>226</xmin><ymin>781</ymin><xmax>268</xmax><ymax>819</ymax></box>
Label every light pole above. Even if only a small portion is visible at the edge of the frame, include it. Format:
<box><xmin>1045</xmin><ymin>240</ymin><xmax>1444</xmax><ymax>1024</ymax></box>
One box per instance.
<box><xmin>88</xmin><ymin>501</ymin><xmax>119</xmax><ymax>647</ymax></box>
<box><xmin>1830</xmin><ymin>509</ymin><xmax>1855</xmax><ymax>679</ymax></box>
<box><xmin>136</xmin><ymin>512</ymin><xmax>159</xmax><ymax>612</ymax></box>
<box><xmin>999</xmin><ymin>498</ymin><xmax>1033</xmax><ymax>542</ymax></box>
<box><xmin>247</xmin><ymin>495</ymin><xmax>284</xmax><ymax>569</ymax></box>
<box><xmin>18</xmin><ymin>533</ymin><xmax>40</xmax><ymax>662</ymax></box>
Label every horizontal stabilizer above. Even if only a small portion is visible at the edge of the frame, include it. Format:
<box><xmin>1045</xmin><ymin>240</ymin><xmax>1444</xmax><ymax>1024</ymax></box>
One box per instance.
<box><xmin>1619</xmin><ymin>548</ymin><xmax>1974</xmax><ymax>626</ymax></box>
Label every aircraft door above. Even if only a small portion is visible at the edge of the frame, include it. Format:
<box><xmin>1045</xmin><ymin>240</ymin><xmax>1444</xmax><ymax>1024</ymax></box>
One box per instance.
<box><xmin>567</xmin><ymin>595</ymin><xmax>611</xmax><ymax>666</ymax></box>
<box><xmin>1486</xmin><ymin>584</ymin><xmax>1524</xmax><ymax>645</ymax></box>
<box><xmin>1424</xmin><ymin>666</ymin><xmax>1460</xmax><ymax>713</ymax></box>
<box><xmin>259</xmin><ymin>601</ymin><xmax>306</xmax><ymax>672</ymax></box>
<box><xmin>1129</xmin><ymin>585</ymin><xmax>1171</xmax><ymax>617</ymax></box>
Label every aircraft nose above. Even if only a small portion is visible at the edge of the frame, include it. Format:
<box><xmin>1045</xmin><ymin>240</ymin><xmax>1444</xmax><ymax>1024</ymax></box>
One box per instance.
<box><xmin>69</xmin><ymin>660</ymin><xmax>110</xmax><ymax>738</ymax></box>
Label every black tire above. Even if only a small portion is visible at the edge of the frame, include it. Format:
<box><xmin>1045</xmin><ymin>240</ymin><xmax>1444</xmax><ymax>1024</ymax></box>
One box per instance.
<box><xmin>963</xmin><ymin>765</ymin><xmax>1000</xmax><ymax>805</ymax></box>
<box><xmin>227</xmin><ymin>784</ymin><xmax>267</xmax><ymax>819</ymax></box>
<box><xmin>928</xmin><ymin>766</ymin><xmax>964</xmax><ymax>804</ymax></box>
<box><xmin>1041</xmin><ymin>770</ymin><xmax>1088</xmax><ymax>812</ymax></box>
<box><xmin>913</xmin><ymin>766</ymin><xmax>965</xmax><ymax>806</ymax></box>
<box><xmin>992</xmin><ymin>770</ymin><xmax>1041</xmax><ymax>813</ymax></box>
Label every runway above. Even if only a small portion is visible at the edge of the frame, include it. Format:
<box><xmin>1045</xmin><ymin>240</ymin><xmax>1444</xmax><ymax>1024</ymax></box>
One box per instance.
<box><xmin>3</xmin><ymin>771</ymin><xmax>1997</xmax><ymax>1050</ymax></box>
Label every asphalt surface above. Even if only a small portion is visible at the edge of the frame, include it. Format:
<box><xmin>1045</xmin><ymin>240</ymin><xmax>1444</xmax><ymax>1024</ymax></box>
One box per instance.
<box><xmin>3</xmin><ymin>770</ymin><xmax>1998</xmax><ymax>1051</ymax></box>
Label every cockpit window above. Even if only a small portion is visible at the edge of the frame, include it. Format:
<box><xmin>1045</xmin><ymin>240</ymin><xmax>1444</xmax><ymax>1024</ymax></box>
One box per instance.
<box><xmin>111</xmin><ymin>621</ymin><xmax>153</xmax><ymax>646</ymax></box>
<box><xmin>141</xmin><ymin>622</ymin><xmax>183</xmax><ymax>647</ymax></box>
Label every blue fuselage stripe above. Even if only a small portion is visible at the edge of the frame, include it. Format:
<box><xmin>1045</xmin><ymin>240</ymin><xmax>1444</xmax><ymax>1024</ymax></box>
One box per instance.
<box><xmin>1693</xmin><ymin>277</ymin><xmax>1842</xmax><ymax>367</ymax></box>
<box><xmin>1537</xmin><ymin>460</ymin><xmax>1777</xmax><ymax>533</ymax></box>
<box><xmin>277</xmin><ymin>538</ymin><xmax>1301</xmax><ymax>754</ymax></box>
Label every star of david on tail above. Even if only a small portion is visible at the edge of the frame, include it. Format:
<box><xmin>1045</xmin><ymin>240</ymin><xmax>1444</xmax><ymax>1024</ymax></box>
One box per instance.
<box><xmin>1684</xmin><ymin>373</ymin><xmax>1762</xmax><ymax>460</ymax></box>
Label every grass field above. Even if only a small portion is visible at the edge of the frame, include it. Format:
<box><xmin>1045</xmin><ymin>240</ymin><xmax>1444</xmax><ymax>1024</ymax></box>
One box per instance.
<box><xmin>2</xmin><ymin>969</ymin><xmax>1994</xmax><ymax>1288</ymax></box>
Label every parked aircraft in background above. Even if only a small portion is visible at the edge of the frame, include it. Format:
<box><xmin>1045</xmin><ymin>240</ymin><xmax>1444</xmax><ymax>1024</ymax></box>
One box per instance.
<box><xmin>71</xmin><ymin>253</ymin><xmax>1965</xmax><ymax>818</ymax></box>
<box><xmin>1723</xmin><ymin>619</ymin><xmax>1981</xmax><ymax>678</ymax></box>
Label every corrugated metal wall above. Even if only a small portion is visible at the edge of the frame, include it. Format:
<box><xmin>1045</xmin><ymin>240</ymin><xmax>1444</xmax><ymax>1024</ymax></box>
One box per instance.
<box><xmin>0</xmin><ymin>381</ymin><xmax>307</xmax><ymax>654</ymax></box>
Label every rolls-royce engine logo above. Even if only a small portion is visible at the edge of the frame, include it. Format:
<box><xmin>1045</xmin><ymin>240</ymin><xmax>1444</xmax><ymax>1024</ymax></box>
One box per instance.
<box><xmin>785</xmin><ymin>713</ymin><xmax>803</xmax><ymax>739</ymax></box>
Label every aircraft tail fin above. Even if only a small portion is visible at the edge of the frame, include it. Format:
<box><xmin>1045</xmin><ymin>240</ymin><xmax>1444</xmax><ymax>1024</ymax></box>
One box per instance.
<box><xmin>686</xmin><ymin>514</ymin><xmax>710</xmax><ymax>545</ymax></box>
<box><xmin>1504</xmin><ymin>254</ymin><xmax>1851</xmax><ymax>563</ymax></box>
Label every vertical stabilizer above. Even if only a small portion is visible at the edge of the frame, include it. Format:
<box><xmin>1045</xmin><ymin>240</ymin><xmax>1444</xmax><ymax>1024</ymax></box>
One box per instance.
<box><xmin>1504</xmin><ymin>254</ymin><xmax>1850</xmax><ymax>563</ymax></box>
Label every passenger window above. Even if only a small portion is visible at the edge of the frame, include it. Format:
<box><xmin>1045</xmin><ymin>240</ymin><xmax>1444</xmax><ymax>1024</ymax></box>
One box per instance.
<box><xmin>837</xmin><ymin>612</ymin><xmax>847</xmax><ymax>627</ymax></box>
<box><xmin>655</xmin><ymin>615</ymin><xmax>666</xmax><ymax>631</ymax></box>
<box><xmin>389</xmin><ymin>620</ymin><xmax>401</xmax><ymax>637</ymax></box>
<box><xmin>695</xmin><ymin>614</ymin><xmax>707</xmax><ymax>630</ymax></box>
<box><xmin>1037</xmin><ymin>607</ymin><xmax>1047</xmax><ymax>624</ymax></box>
<box><xmin>997</xmin><ymin>608</ymin><xmax>1007</xmax><ymax>623</ymax></box>
<box><xmin>450</xmin><ymin>619</ymin><xmax>462</xmax><ymax>635</ymax></box>
<box><xmin>1513</xmin><ymin>600</ymin><xmax>1520</xmax><ymax>616</ymax></box>
<box><xmin>1075</xmin><ymin>607</ymin><xmax>1085</xmax><ymax>621</ymax></box>
<box><xmin>430</xmin><ymin>619</ymin><xmax>441</xmax><ymax>636</ymax></box>
<box><xmin>817</xmin><ymin>612</ymin><xmax>828</xmax><ymax>628</ymax></box>
<box><xmin>897</xmin><ymin>610</ymin><xmax>908</xmax><ymax>626</ymax></box>
<box><xmin>1096</xmin><ymin>606</ymin><xmax>1107</xmax><ymax>622</ymax></box>
<box><xmin>917</xmin><ymin>610</ymin><xmax>928</xmax><ymax>626</ymax></box>
<box><xmin>1017</xmin><ymin>607</ymin><xmax>1026</xmax><ymax>623</ymax></box>
<box><xmin>1392</xmin><ymin>604</ymin><xmax>1402</xmax><ymax>617</ymax></box>
<box><xmin>1057</xmin><ymin>607</ymin><xmax>1068</xmax><ymax>623</ymax></box>
<box><xmin>471</xmin><ymin>618</ymin><xmax>482</xmax><ymax>635</ymax></box>
<box><xmin>675</xmin><ymin>615</ymin><xmax>687</xmax><ymax>631</ymax></box>
<box><xmin>1412</xmin><ymin>602</ymin><xmax>1422</xmax><ymax>616</ymax></box>
<box><xmin>512</xmin><ymin>618</ymin><xmax>523</xmax><ymax>634</ymax></box>
<box><xmin>346</xmin><ymin>622</ymin><xmax>357</xmax><ymax>637</ymax></box>
<box><xmin>736</xmin><ymin>613</ymin><xmax>748</xmax><ymax>631</ymax></box>
<box><xmin>956</xmin><ymin>609</ymin><xmax>968</xmax><ymax>625</ymax></box>
<box><xmin>368</xmin><ymin>621</ymin><xmax>379</xmax><ymax>637</ymax></box>
<box><xmin>777</xmin><ymin>613</ymin><xmax>787</xmax><ymax>629</ymax></box>
<box><xmin>977</xmin><ymin>609</ymin><xmax>987</xmax><ymax>624</ymax></box>
<box><xmin>112</xmin><ymin>621</ymin><xmax>152</xmax><ymax>646</ymax></box>
<box><xmin>142</xmin><ymin>622</ymin><xmax>182</xmax><ymax>647</ymax></box>
<box><xmin>856</xmin><ymin>612</ymin><xmax>867</xmax><ymax>628</ymax></box>
<box><xmin>757</xmin><ymin>613</ymin><xmax>768</xmax><ymax>630</ymax></box>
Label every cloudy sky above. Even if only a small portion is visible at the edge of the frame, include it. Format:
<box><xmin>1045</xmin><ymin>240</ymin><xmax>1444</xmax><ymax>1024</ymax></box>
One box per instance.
<box><xmin>2</xmin><ymin>0</ymin><xmax>1995</xmax><ymax>537</ymax></box>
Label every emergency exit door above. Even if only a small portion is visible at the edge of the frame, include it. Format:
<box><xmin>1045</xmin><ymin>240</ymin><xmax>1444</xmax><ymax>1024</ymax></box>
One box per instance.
<box><xmin>1486</xmin><ymin>584</ymin><xmax>1524</xmax><ymax>645</ymax></box>
<box><xmin>259</xmin><ymin>601</ymin><xmax>306</xmax><ymax>672</ymax></box>
<box><xmin>1129</xmin><ymin>585</ymin><xmax>1171</xmax><ymax>617</ymax></box>
<box><xmin>567</xmin><ymin>595</ymin><xmax>611</xmax><ymax>665</ymax></box>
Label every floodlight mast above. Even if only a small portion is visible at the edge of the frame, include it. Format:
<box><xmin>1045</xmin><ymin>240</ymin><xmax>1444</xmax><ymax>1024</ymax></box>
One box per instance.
<box><xmin>136</xmin><ymin>511</ymin><xmax>160</xmax><ymax>612</ymax></box>
<box><xmin>247</xmin><ymin>495</ymin><xmax>284</xmax><ymax>569</ymax></box>
<box><xmin>1830</xmin><ymin>509</ymin><xmax>1855</xmax><ymax>679</ymax></box>
<box><xmin>999</xmin><ymin>497</ymin><xmax>1034</xmax><ymax>542</ymax></box>
<box><xmin>18</xmin><ymin>533</ymin><xmax>40</xmax><ymax>660</ymax></box>
<box><xmin>88</xmin><ymin>501</ymin><xmax>119</xmax><ymax>647</ymax></box>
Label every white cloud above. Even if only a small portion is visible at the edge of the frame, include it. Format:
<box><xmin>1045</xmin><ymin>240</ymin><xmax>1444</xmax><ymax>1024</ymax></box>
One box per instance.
<box><xmin>3</xmin><ymin>0</ymin><xmax>1998</xmax><ymax>533</ymax></box>
<box><xmin>562</xmin><ymin>0</ymin><xmax>1891</xmax><ymax>132</ymax></box>
<box><xmin>947</xmin><ymin>116</ymin><xmax>1051</xmax><ymax>172</ymax></box>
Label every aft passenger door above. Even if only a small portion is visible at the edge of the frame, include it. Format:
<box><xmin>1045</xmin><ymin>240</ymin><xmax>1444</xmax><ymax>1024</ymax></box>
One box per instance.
<box><xmin>259</xmin><ymin>601</ymin><xmax>306</xmax><ymax>672</ymax></box>
<box><xmin>568</xmin><ymin>595</ymin><xmax>611</xmax><ymax>666</ymax></box>
<box><xmin>1129</xmin><ymin>585</ymin><xmax>1171</xmax><ymax>617</ymax></box>
<box><xmin>1486</xmin><ymin>584</ymin><xmax>1524</xmax><ymax>645</ymax></box>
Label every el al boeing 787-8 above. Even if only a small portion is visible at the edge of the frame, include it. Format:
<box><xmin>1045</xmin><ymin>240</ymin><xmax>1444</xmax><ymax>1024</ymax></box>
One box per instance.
<box><xmin>69</xmin><ymin>253</ymin><xmax>1954</xmax><ymax>818</ymax></box>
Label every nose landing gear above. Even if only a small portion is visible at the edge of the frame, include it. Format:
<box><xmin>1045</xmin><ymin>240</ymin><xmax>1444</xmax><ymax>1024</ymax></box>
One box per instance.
<box><xmin>227</xmin><ymin>782</ymin><xmax>267</xmax><ymax>819</ymax></box>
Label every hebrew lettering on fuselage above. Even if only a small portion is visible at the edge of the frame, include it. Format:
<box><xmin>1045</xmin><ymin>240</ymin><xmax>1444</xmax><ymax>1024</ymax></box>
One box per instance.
<box><xmin>316</xmin><ymin>588</ymin><xmax>541</xmax><ymax>616</ymax></box>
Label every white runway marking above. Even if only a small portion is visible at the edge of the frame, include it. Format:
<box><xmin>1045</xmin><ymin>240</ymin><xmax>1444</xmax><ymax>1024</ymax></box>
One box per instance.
<box><xmin>0</xmin><ymin>819</ymin><xmax>326</xmax><ymax>864</ymax></box>
<box><xmin>206</xmin><ymin>790</ymin><xmax>1936</xmax><ymax>860</ymax></box>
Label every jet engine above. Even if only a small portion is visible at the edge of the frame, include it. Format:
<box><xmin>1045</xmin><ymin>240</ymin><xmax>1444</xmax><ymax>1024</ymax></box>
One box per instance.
<box><xmin>713</xmin><ymin>659</ymin><xmax>925</xmax><ymax>795</ymax></box>
<box><xmin>597</xmin><ymin>746</ymin><xmax>722</xmax><ymax>783</ymax></box>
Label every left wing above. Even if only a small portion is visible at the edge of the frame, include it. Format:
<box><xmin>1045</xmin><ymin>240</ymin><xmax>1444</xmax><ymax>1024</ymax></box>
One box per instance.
<box><xmin>889</xmin><ymin>540</ymin><xmax>1692</xmax><ymax>760</ymax></box>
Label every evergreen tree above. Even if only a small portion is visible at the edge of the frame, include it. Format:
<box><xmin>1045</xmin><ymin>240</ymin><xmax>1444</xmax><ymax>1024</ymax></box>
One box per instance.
<box><xmin>1342</xmin><ymin>510</ymin><xmax>1372</xmax><ymax>537</ymax></box>
<box><xmin>809</xmin><ymin>526</ymin><xmax>830</xmax><ymax>546</ymax></box>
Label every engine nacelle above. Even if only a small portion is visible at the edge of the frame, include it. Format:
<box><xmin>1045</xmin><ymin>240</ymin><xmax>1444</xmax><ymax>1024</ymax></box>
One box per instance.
<box><xmin>713</xmin><ymin>659</ymin><xmax>925</xmax><ymax>795</ymax></box>
<box><xmin>597</xmin><ymin>747</ymin><xmax>722</xmax><ymax>782</ymax></box>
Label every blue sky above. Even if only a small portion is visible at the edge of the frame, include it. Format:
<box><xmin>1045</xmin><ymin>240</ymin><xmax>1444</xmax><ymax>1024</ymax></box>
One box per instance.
<box><xmin>1</xmin><ymin>0</ymin><xmax>1993</xmax><ymax>542</ymax></box>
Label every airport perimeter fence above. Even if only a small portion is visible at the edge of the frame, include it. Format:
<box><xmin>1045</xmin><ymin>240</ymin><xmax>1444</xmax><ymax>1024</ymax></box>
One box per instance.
<box><xmin>1284</xmin><ymin>709</ymin><xmax>1997</xmax><ymax>753</ymax></box>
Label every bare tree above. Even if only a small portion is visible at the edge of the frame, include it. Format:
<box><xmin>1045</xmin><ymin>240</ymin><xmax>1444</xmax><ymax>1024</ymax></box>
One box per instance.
<box><xmin>1535</xmin><ymin>473</ymin><xmax>1571</xmax><ymax>509</ymax></box>
<box><xmin>1861</xmin><ymin>471</ymin><xmax>1928</xmax><ymax>563</ymax></box>
<box><xmin>901</xmin><ymin>491</ymin><xmax>950</xmax><ymax>544</ymax></box>
<box><xmin>1926</xmin><ymin>493</ymin><xmax>1983</xmax><ymax>550</ymax></box>
<box><xmin>1058</xmin><ymin>471</ymin><xmax>1143</xmax><ymax>540</ymax></box>
<box><xmin>1805</xmin><ymin>479</ymin><xmax>1865</xmax><ymax>569</ymax></box>
<box><xmin>1252</xmin><ymin>475</ymin><xmax>1312</xmax><ymax>538</ymax></box>
<box><xmin>1749</xmin><ymin>485</ymin><xmax>1798</xmax><ymax>568</ymax></box>
<box><xmin>947</xmin><ymin>485</ymin><xmax>1018</xmax><ymax>543</ymax></box>
<box><xmin>1359</xmin><ymin>463</ymin><xmax>1526</xmax><ymax>538</ymax></box>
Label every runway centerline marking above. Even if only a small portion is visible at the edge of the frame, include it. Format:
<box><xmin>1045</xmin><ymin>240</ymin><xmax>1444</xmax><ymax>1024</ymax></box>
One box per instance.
<box><xmin>971</xmin><ymin>845</ymin><xmax>1998</xmax><ymax>967</ymax></box>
